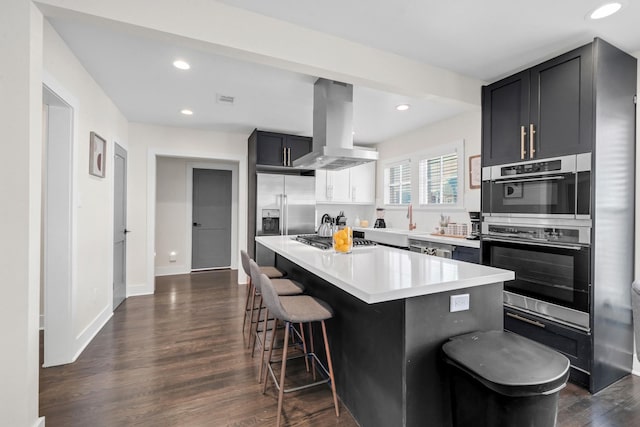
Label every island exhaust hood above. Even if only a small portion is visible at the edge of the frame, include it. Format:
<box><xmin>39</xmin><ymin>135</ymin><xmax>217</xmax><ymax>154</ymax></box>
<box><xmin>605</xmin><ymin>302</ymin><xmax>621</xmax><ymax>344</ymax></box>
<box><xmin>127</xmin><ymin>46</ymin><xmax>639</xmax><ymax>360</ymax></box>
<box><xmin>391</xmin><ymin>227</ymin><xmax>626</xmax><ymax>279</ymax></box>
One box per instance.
<box><xmin>293</xmin><ymin>78</ymin><xmax>378</xmax><ymax>170</ymax></box>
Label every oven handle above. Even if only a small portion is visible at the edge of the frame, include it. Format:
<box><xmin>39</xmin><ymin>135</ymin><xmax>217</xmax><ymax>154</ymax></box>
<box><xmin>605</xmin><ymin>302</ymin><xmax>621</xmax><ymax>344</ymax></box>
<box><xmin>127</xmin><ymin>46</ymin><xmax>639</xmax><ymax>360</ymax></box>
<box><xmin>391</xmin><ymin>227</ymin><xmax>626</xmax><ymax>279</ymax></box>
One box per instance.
<box><xmin>493</xmin><ymin>175</ymin><xmax>565</xmax><ymax>184</ymax></box>
<box><xmin>482</xmin><ymin>236</ymin><xmax>584</xmax><ymax>251</ymax></box>
<box><xmin>506</xmin><ymin>312</ymin><xmax>546</xmax><ymax>328</ymax></box>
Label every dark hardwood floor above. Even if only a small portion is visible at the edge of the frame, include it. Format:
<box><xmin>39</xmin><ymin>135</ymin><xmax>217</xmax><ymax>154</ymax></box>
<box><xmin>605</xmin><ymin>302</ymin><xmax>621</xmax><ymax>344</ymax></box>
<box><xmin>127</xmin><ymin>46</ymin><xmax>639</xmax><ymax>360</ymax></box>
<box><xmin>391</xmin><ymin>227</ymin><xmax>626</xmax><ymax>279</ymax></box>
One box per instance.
<box><xmin>39</xmin><ymin>271</ymin><xmax>640</xmax><ymax>426</ymax></box>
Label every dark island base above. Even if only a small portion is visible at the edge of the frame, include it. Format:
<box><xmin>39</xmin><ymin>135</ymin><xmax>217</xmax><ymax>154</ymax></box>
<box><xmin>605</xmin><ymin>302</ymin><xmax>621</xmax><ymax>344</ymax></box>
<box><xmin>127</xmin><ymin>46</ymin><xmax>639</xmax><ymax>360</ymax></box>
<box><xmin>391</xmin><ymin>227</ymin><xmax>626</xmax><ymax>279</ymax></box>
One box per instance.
<box><xmin>274</xmin><ymin>254</ymin><xmax>504</xmax><ymax>427</ymax></box>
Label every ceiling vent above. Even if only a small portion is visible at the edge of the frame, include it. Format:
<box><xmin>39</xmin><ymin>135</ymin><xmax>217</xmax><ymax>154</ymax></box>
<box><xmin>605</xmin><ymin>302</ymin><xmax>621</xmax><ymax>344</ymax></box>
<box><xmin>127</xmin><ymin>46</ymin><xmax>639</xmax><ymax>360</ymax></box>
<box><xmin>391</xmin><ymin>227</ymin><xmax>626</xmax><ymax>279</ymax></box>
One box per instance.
<box><xmin>216</xmin><ymin>94</ymin><xmax>235</xmax><ymax>105</ymax></box>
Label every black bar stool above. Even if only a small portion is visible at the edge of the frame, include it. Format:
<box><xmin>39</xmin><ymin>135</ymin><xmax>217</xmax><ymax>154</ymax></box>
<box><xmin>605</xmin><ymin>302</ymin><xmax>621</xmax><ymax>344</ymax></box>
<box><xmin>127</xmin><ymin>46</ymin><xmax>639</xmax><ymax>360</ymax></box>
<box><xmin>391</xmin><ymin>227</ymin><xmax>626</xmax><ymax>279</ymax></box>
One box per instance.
<box><xmin>258</xmin><ymin>273</ymin><xmax>339</xmax><ymax>427</ymax></box>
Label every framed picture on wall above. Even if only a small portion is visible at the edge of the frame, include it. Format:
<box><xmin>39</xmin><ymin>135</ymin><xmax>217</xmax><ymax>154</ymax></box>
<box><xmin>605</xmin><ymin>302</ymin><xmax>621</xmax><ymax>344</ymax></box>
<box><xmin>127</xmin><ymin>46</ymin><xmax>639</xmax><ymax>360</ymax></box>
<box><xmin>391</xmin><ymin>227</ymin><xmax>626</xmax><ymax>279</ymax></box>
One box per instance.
<box><xmin>469</xmin><ymin>155</ymin><xmax>481</xmax><ymax>189</ymax></box>
<box><xmin>89</xmin><ymin>131</ymin><xmax>106</xmax><ymax>178</ymax></box>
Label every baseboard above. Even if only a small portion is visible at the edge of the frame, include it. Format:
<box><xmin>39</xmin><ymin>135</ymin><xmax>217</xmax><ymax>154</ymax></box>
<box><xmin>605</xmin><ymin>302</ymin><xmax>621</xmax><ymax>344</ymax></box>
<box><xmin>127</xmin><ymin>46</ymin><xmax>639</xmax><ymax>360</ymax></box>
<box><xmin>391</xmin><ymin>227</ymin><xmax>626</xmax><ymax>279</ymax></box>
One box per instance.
<box><xmin>33</xmin><ymin>417</ymin><xmax>45</xmax><ymax>427</ymax></box>
<box><xmin>40</xmin><ymin>314</ymin><xmax>44</xmax><ymax>330</ymax></box>
<box><xmin>127</xmin><ymin>282</ymin><xmax>154</xmax><ymax>297</ymax></box>
<box><xmin>73</xmin><ymin>304</ymin><xmax>113</xmax><ymax>361</ymax></box>
<box><xmin>155</xmin><ymin>265</ymin><xmax>190</xmax><ymax>277</ymax></box>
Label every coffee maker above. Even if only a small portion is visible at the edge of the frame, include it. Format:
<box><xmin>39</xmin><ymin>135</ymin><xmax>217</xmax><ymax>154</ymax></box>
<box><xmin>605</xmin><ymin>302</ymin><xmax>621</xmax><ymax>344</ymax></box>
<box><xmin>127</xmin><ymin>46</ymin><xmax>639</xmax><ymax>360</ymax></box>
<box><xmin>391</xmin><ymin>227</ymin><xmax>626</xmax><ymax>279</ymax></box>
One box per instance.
<box><xmin>467</xmin><ymin>211</ymin><xmax>481</xmax><ymax>240</ymax></box>
<box><xmin>374</xmin><ymin>208</ymin><xmax>386</xmax><ymax>229</ymax></box>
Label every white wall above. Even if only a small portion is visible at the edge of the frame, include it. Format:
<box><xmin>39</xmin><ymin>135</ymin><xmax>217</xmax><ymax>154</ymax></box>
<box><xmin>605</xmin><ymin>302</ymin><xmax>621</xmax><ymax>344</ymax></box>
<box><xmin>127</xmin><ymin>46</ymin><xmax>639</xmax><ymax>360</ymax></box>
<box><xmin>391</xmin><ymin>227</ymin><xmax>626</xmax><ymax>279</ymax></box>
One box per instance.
<box><xmin>127</xmin><ymin>123</ymin><xmax>248</xmax><ymax>293</ymax></box>
<box><xmin>155</xmin><ymin>157</ymin><xmax>189</xmax><ymax>275</ymax></box>
<box><xmin>43</xmin><ymin>20</ymin><xmax>129</xmax><ymax>344</ymax></box>
<box><xmin>374</xmin><ymin>110</ymin><xmax>481</xmax><ymax>231</ymax></box>
<box><xmin>0</xmin><ymin>2</ymin><xmax>43</xmax><ymax>426</ymax></box>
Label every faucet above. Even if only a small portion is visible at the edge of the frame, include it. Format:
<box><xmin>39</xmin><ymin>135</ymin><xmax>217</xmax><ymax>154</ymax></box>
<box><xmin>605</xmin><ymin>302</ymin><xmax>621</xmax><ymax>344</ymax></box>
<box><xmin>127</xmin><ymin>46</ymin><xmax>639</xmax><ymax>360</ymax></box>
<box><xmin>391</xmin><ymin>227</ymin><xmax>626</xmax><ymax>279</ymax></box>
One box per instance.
<box><xmin>407</xmin><ymin>204</ymin><xmax>417</xmax><ymax>231</ymax></box>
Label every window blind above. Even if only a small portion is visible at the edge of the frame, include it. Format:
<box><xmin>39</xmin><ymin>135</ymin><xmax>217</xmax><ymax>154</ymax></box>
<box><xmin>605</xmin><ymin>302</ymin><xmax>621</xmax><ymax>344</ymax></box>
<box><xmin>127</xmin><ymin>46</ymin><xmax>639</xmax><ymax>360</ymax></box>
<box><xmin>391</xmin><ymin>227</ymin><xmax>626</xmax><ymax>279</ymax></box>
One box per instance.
<box><xmin>384</xmin><ymin>160</ymin><xmax>411</xmax><ymax>205</ymax></box>
<box><xmin>419</xmin><ymin>153</ymin><xmax>458</xmax><ymax>205</ymax></box>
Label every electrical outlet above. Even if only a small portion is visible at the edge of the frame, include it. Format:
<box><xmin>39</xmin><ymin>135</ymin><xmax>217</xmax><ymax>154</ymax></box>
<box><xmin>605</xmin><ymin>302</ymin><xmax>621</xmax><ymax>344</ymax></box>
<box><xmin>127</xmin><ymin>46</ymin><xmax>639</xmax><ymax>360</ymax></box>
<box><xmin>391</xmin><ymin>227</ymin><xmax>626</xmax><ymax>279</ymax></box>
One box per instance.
<box><xmin>450</xmin><ymin>294</ymin><xmax>470</xmax><ymax>312</ymax></box>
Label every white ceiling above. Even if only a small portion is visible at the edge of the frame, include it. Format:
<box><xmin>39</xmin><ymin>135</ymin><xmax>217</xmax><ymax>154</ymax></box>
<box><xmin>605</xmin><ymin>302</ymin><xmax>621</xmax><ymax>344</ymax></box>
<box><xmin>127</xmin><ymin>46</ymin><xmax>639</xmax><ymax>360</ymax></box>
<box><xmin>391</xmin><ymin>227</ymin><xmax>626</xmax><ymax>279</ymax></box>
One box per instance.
<box><xmin>45</xmin><ymin>0</ymin><xmax>640</xmax><ymax>144</ymax></box>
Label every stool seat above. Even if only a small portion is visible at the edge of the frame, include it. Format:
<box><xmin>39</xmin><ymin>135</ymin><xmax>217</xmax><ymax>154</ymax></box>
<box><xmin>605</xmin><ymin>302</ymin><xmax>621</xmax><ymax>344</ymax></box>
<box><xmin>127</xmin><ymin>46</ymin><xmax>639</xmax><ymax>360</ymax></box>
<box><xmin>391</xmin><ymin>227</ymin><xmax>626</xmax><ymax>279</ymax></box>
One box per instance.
<box><xmin>260</xmin><ymin>265</ymin><xmax>284</xmax><ymax>279</ymax></box>
<box><xmin>271</xmin><ymin>279</ymin><xmax>304</xmax><ymax>296</ymax></box>
<box><xmin>279</xmin><ymin>295</ymin><xmax>333</xmax><ymax>322</ymax></box>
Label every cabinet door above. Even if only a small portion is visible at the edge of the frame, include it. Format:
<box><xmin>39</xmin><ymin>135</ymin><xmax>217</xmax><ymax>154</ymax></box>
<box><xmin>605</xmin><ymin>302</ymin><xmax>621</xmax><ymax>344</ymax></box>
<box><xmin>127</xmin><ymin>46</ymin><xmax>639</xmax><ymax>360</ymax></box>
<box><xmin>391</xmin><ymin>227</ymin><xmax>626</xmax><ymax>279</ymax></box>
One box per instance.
<box><xmin>315</xmin><ymin>169</ymin><xmax>329</xmax><ymax>202</ymax></box>
<box><xmin>349</xmin><ymin>162</ymin><xmax>376</xmax><ymax>203</ymax></box>
<box><xmin>326</xmin><ymin>169</ymin><xmax>351</xmax><ymax>202</ymax></box>
<box><xmin>481</xmin><ymin>71</ymin><xmax>530</xmax><ymax>166</ymax></box>
<box><xmin>286</xmin><ymin>135</ymin><xmax>313</xmax><ymax>163</ymax></box>
<box><xmin>256</xmin><ymin>132</ymin><xmax>286</xmax><ymax>166</ymax></box>
<box><xmin>529</xmin><ymin>44</ymin><xmax>593</xmax><ymax>159</ymax></box>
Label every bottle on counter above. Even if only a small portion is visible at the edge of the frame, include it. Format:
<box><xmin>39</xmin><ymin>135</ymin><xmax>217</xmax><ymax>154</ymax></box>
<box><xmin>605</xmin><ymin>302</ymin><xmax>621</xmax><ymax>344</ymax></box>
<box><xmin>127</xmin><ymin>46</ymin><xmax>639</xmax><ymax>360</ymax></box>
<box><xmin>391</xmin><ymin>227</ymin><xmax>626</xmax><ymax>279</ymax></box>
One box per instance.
<box><xmin>354</xmin><ymin>215</ymin><xmax>360</xmax><ymax>227</ymax></box>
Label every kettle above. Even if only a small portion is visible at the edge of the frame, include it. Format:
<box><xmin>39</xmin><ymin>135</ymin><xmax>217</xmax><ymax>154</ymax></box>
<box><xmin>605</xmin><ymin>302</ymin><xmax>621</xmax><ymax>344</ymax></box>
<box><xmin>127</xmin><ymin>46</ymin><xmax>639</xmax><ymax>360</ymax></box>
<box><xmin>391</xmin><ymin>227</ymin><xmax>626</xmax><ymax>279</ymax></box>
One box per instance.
<box><xmin>318</xmin><ymin>214</ymin><xmax>334</xmax><ymax>237</ymax></box>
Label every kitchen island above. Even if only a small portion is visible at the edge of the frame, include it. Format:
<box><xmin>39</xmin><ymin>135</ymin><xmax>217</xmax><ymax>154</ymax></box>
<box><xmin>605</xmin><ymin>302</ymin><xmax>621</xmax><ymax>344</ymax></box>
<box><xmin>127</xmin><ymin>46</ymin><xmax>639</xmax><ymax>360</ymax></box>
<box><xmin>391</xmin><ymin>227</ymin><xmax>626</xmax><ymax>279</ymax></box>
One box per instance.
<box><xmin>256</xmin><ymin>236</ymin><xmax>513</xmax><ymax>427</ymax></box>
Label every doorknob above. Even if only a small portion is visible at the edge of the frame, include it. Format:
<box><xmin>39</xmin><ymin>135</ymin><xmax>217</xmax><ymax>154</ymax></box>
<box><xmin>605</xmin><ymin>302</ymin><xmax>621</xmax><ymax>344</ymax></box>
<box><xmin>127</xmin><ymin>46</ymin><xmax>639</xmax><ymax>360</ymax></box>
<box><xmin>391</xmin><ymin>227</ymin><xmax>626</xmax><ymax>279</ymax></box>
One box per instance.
<box><xmin>124</xmin><ymin>229</ymin><xmax>131</xmax><ymax>233</ymax></box>
<box><xmin>193</xmin><ymin>222</ymin><xmax>202</xmax><ymax>227</ymax></box>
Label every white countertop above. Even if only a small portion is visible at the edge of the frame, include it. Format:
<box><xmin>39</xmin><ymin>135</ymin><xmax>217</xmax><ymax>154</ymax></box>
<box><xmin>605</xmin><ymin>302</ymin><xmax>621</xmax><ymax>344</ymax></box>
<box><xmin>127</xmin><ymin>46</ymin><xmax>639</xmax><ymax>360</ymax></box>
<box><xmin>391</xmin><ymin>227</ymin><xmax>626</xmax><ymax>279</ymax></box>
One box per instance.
<box><xmin>256</xmin><ymin>235</ymin><xmax>513</xmax><ymax>304</ymax></box>
<box><xmin>353</xmin><ymin>227</ymin><xmax>480</xmax><ymax>248</ymax></box>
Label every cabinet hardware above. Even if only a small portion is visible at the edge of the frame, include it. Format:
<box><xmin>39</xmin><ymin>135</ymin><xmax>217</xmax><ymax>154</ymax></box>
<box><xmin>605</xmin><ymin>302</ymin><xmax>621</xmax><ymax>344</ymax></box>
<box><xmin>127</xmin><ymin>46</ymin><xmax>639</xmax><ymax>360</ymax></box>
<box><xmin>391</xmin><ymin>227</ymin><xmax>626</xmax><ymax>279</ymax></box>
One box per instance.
<box><xmin>507</xmin><ymin>311</ymin><xmax>546</xmax><ymax>328</ymax></box>
<box><xmin>529</xmin><ymin>124</ymin><xmax>536</xmax><ymax>159</ymax></box>
<box><xmin>520</xmin><ymin>126</ymin><xmax>527</xmax><ymax>160</ymax></box>
<box><xmin>287</xmin><ymin>148</ymin><xmax>291</xmax><ymax>166</ymax></box>
<box><xmin>283</xmin><ymin>147</ymin><xmax>287</xmax><ymax>166</ymax></box>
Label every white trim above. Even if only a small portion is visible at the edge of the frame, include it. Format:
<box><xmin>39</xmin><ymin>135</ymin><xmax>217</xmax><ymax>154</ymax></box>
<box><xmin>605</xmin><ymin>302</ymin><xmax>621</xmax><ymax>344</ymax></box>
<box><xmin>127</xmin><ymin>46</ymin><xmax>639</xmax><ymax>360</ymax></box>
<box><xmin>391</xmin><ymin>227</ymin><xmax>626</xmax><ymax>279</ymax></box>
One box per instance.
<box><xmin>186</xmin><ymin>161</ymin><xmax>238</xmax><ymax>272</ymax></box>
<box><xmin>32</xmin><ymin>417</ymin><xmax>45</xmax><ymax>427</ymax></box>
<box><xmin>72</xmin><ymin>304</ymin><xmax>113</xmax><ymax>363</ymax></box>
<box><xmin>127</xmin><ymin>283</ymin><xmax>154</xmax><ymax>297</ymax></box>
<box><xmin>155</xmin><ymin>265</ymin><xmax>190</xmax><ymax>277</ymax></box>
<box><xmin>41</xmin><ymin>78</ymin><xmax>78</xmax><ymax>367</ymax></box>
<box><xmin>146</xmin><ymin>148</ymin><xmax>248</xmax><ymax>294</ymax></box>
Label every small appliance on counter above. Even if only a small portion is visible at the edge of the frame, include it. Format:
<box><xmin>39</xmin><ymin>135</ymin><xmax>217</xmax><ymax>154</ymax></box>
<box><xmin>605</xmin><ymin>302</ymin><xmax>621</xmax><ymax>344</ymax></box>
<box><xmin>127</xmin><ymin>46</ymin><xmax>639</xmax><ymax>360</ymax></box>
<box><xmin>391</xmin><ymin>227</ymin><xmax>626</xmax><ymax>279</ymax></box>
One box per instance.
<box><xmin>374</xmin><ymin>208</ymin><xmax>386</xmax><ymax>229</ymax></box>
<box><xmin>467</xmin><ymin>211</ymin><xmax>481</xmax><ymax>240</ymax></box>
<box><xmin>335</xmin><ymin>211</ymin><xmax>347</xmax><ymax>227</ymax></box>
<box><xmin>318</xmin><ymin>213</ymin><xmax>334</xmax><ymax>237</ymax></box>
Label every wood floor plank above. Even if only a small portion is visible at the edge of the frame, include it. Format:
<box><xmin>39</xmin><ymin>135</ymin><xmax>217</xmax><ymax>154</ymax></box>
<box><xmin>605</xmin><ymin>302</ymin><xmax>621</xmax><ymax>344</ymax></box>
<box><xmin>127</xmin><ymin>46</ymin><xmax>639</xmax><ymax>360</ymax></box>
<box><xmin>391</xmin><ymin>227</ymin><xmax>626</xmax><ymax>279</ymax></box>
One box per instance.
<box><xmin>39</xmin><ymin>270</ymin><xmax>640</xmax><ymax>426</ymax></box>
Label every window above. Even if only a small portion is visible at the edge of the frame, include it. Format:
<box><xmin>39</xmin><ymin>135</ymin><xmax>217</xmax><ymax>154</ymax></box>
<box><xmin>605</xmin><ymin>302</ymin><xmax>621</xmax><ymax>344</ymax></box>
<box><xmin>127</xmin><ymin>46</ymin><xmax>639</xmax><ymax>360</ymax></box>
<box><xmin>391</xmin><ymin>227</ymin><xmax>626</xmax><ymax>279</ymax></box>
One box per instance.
<box><xmin>419</xmin><ymin>152</ymin><xmax>460</xmax><ymax>206</ymax></box>
<box><xmin>384</xmin><ymin>160</ymin><xmax>411</xmax><ymax>205</ymax></box>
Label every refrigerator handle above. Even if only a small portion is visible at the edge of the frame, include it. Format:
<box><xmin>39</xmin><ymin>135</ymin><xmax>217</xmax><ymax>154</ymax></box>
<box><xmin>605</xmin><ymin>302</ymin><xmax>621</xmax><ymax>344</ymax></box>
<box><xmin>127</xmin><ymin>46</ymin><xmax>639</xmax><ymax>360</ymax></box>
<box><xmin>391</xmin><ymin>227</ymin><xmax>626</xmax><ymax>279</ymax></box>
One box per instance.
<box><xmin>277</xmin><ymin>194</ymin><xmax>284</xmax><ymax>235</ymax></box>
<box><xmin>283</xmin><ymin>194</ymin><xmax>288</xmax><ymax>235</ymax></box>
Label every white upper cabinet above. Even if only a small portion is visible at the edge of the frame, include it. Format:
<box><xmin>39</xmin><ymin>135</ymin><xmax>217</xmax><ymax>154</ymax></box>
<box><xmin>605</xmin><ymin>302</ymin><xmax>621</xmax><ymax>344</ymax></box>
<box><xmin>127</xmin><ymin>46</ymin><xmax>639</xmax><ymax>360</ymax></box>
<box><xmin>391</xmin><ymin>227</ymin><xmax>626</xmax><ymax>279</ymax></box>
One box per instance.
<box><xmin>315</xmin><ymin>161</ymin><xmax>376</xmax><ymax>204</ymax></box>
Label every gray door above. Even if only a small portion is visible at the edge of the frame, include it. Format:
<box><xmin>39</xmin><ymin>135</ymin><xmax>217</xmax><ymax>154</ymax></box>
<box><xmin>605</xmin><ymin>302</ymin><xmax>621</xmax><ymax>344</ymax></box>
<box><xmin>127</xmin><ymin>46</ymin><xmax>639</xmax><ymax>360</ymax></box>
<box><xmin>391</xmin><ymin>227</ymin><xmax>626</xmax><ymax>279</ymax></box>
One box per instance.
<box><xmin>113</xmin><ymin>143</ymin><xmax>127</xmax><ymax>310</ymax></box>
<box><xmin>192</xmin><ymin>168</ymin><xmax>232</xmax><ymax>269</ymax></box>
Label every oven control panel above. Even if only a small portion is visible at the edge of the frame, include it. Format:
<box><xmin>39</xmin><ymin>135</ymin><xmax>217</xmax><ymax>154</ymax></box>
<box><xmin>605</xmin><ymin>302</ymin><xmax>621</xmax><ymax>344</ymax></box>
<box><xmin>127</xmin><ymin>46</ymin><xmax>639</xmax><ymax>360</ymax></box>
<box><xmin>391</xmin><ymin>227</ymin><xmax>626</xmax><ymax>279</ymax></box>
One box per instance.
<box><xmin>486</xmin><ymin>224</ymin><xmax>581</xmax><ymax>244</ymax></box>
<box><xmin>501</xmin><ymin>159</ymin><xmax>561</xmax><ymax>176</ymax></box>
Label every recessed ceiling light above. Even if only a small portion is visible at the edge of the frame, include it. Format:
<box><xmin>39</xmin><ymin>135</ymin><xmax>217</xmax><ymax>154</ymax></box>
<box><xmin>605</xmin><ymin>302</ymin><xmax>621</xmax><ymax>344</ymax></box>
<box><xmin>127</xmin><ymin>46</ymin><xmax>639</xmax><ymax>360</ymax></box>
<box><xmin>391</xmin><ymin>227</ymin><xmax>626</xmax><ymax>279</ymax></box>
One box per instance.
<box><xmin>589</xmin><ymin>2</ymin><xmax>622</xmax><ymax>19</ymax></box>
<box><xmin>173</xmin><ymin>60</ymin><xmax>190</xmax><ymax>70</ymax></box>
<box><xmin>396</xmin><ymin>104</ymin><xmax>410</xmax><ymax>111</ymax></box>
<box><xmin>180</xmin><ymin>109</ymin><xmax>193</xmax><ymax>116</ymax></box>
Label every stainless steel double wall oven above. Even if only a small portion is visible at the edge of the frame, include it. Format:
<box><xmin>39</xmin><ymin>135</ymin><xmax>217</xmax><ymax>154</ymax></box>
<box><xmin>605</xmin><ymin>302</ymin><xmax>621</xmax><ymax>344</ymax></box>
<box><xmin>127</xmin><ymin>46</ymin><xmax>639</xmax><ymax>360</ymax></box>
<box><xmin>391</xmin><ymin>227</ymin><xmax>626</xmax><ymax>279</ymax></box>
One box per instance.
<box><xmin>481</xmin><ymin>153</ymin><xmax>592</xmax><ymax>331</ymax></box>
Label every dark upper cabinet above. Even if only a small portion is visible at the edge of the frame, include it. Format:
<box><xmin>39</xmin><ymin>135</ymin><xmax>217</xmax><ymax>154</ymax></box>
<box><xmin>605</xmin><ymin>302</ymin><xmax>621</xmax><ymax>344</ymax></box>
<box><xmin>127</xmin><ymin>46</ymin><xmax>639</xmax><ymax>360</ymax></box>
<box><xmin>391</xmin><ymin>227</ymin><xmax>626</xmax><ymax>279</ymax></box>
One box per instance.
<box><xmin>482</xmin><ymin>44</ymin><xmax>593</xmax><ymax>166</ymax></box>
<box><xmin>252</xmin><ymin>130</ymin><xmax>312</xmax><ymax>167</ymax></box>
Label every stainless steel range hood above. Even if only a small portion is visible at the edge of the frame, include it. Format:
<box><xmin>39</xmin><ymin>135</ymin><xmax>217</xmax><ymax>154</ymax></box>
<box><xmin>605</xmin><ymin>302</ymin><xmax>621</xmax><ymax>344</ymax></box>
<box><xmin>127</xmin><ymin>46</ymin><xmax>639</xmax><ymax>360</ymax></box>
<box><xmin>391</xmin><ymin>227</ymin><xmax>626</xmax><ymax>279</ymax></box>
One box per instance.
<box><xmin>293</xmin><ymin>78</ymin><xmax>378</xmax><ymax>170</ymax></box>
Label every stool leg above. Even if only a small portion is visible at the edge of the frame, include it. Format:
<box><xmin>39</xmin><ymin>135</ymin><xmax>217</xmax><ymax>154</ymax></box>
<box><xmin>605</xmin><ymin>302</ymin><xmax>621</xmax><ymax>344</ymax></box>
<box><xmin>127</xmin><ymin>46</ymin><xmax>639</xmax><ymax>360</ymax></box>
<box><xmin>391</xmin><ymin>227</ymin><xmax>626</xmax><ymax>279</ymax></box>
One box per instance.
<box><xmin>258</xmin><ymin>308</ymin><xmax>270</xmax><ymax>383</ymax></box>
<box><xmin>308</xmin><ymin>323</ymin><xmax>316</xmax><ymax>381</ymax></box>
<box><xmin>263</xmin><ymin>319</ymin><xmax>279</xmax><ymax>393</ymax></box>
<box><xmin>251</xmin><ymin>295</ymin><xmax>264</xmax><ymax>356</ymax></box>
<box><xmin>246</xmin><ymin>287</ymin><xmax>257</xmax><ymax>347</ymax></box>
<box><xmin>241</xmin><ymin>277</ymin><xmax>253</xmax><ymax>334</ymax></box>
<box><xmin>299</xmin><ymin>322</ymin><xmax>310</xmax><ymax>373</ymax></box>
<box><xmin>321</xmin><ymin>320</ymin><xmax>339</xmax><ymax>417</ymax></box>
<box><xmin>276</xmin><ymin>322</ymin><xmax>290</xmax><ymax>427</ymax></box>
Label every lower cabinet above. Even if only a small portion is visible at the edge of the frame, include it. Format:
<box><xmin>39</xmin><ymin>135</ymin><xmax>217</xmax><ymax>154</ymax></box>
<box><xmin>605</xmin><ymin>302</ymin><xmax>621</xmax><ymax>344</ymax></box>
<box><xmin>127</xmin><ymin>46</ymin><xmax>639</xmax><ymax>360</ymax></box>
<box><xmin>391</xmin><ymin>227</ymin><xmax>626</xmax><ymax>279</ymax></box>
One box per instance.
<box><xmin>451</xmin><ymin>246</ymin><xmax>479</xmax><ymax>264</ymax></box>
<box><xmin>504</xmin><ymin>306</ymin><xmax>591</xmax><ymax>374</ymax></box>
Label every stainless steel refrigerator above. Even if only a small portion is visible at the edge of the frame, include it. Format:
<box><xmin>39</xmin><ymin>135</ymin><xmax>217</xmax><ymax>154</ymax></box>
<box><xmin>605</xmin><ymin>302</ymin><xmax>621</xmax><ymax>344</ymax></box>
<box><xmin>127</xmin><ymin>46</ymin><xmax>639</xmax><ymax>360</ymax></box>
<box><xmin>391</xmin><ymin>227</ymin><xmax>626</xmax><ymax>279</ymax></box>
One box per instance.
<box><xmin>255</xmin><ymin>173</ymin><xmax>316</xmax><ymax>264</ymax></box>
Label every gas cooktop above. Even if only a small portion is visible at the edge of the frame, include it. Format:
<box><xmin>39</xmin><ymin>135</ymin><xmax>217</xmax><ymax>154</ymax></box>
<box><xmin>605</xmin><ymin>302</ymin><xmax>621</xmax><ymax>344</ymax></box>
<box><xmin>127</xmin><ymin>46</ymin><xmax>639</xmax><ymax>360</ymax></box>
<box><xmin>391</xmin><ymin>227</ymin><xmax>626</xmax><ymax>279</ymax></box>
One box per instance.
<box><xmin>295</xmin><ymin>234</ymin><xmax>376</xmax><ymax>250</ymax></box>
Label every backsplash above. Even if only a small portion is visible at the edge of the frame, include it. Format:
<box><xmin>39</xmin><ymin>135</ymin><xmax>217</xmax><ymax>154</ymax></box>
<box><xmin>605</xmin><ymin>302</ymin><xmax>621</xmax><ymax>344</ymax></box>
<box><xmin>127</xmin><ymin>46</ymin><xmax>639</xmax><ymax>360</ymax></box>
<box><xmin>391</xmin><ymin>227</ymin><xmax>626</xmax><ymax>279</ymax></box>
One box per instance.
<box><xmin>371</xmin><ymin>208</ymin><xmax>474</xmax><ymax>234</ymax></box>
<box><xmin>314</xmin><ymin>204</ymin><xmax>376</xmax><ymax>230</ymax></box>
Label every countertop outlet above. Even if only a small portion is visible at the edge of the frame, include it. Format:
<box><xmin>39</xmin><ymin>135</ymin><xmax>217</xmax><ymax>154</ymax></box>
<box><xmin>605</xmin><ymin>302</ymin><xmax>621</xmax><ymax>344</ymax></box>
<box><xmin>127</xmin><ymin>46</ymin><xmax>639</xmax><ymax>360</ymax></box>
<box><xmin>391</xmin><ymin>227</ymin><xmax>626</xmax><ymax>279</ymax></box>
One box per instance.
<box><xmin>450</xmin><ymin>294</ymin><xmax>470</xmax><ymax>312</ymax></box>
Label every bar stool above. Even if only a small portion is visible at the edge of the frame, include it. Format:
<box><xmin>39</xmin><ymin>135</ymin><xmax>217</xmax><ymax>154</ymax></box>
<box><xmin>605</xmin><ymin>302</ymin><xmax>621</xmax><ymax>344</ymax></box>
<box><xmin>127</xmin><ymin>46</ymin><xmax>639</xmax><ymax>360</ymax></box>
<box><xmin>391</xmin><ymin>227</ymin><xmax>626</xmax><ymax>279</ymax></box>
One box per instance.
<box><xmin>248</xmin><ymin>259</ymin><xmax>304</xmax><ymax>380</ymax></box>
<box><xmin>240</xmin><ymin>250</ymin><xmax>287</xmax><ymax>337</ymax></box>
<box><xmin>258</xmin><ymin>273</ymin><xmax>339</xmax><ymax>427</ymax></box>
